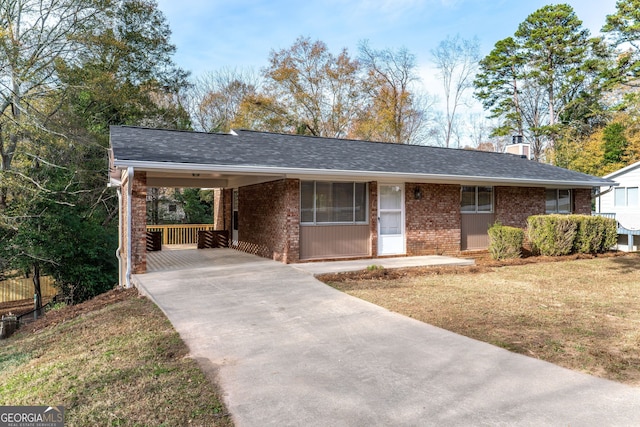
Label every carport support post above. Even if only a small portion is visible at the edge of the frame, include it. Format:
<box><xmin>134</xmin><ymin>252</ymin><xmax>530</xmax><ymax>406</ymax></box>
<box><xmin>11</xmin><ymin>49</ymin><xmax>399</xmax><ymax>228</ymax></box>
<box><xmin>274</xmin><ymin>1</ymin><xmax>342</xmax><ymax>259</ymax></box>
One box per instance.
<box><xmin>124</xmin><ymin>170</ymin><xmax>148</xmax><ymax>277</ymax></box>
<box><xmin>213</xmin><ymin>188</ymin><xmax>224</xmax><ymax>230</ymax></box>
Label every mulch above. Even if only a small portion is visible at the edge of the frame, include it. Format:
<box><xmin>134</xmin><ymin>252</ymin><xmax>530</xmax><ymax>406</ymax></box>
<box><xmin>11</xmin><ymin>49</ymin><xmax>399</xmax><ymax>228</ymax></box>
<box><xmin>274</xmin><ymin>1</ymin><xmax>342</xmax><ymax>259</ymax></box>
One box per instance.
<box><xmin>316</xmin><ymin>250</ymin><xmax>629</xmax><ymax>283</ymax></box>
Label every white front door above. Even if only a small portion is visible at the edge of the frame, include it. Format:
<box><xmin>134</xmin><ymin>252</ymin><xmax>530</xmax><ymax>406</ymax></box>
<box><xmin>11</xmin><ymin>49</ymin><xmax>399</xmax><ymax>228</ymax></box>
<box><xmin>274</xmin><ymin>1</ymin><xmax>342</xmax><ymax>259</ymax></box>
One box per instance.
<box><xmin>232</xmin><ymin>189</ymin><xmax>239</xmax><ymax>243</ymax></box>
<box><xmin>378</xmin><ymin>184</ymin><xmax>405</xmax><ymax>255</ymax></box>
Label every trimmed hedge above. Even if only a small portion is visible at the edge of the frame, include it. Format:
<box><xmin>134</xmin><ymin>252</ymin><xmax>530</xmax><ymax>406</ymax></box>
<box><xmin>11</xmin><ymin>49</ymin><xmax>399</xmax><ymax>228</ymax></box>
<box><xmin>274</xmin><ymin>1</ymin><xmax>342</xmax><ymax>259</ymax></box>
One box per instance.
<box><xmin>527</xmin><ymin>214</ymin><xmax>617</xmax><ymax>256</ymax></box>
<box><xmin>488</xmin><ymin>223</ymin><xmax>524</xmax><ymax>260</ymax></box>
<box><xmin>573</xmin><ymin>215</ymin><xmax>618</xmax><ymax>254</ymax></box>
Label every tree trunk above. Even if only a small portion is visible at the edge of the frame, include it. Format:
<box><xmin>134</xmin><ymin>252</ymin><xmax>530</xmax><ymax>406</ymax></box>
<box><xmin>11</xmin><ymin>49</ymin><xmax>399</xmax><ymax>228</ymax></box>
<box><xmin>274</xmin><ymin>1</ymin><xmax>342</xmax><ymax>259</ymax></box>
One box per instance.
<box><xmin>33</xmin><ymin>263</ymin><xmax>43</xmax><ymax>317</ymax></box>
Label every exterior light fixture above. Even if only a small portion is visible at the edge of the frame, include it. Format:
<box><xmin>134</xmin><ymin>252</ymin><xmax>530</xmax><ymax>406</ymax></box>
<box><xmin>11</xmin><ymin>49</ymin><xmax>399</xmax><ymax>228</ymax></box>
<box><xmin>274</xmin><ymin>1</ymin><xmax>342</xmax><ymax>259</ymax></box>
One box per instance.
<box><xmin>414</xmin><ymin>186</ymin><xmax>422</xmax><ymax>200</ymax></box>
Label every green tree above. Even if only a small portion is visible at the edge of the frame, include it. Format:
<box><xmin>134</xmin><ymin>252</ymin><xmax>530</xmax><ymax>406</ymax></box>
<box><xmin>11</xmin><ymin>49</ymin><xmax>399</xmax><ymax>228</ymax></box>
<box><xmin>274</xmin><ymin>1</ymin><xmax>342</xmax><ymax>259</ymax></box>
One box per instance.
<box><xmin>59</xmin><ymin>0</ymin><xmax>191</xmax><ymax>135</ymax></box>
<box><xmin>0</xmin><ymin>129</ymin><xmax>117</xmax><ymax>305</ymax></box>
<box><xmin>0</xmin><ymin>0</ymin><xmax>189</xmax><ymax>305</ymax></box>
<box><xmin>515</xmin><ymin>4</ymin><xmax>610</xmax><ymax>150</ymax></box>
<box><xmin>475</xmin><ymin>4</ymin><xmax>612</xmax><ymax>160</ymax></box>
<box><xmin>176</xmin><ymin>189</ymin><xmax>213</xmax><ymax>224</ymax></box>
<box><xmin>474</xmin><ymin>37</ymin><xmax>526</xmax><ymax>138</ymax></box>
<box><xmin>553</xmin><ymin>113</ymin><xmax>640</xmax><ymax>176</ymax></box>
<box><xmin>603</xmin><ymin>0</ymin><xmax>640</xmax><ymax>87</ymax></box>
<box><xmin>602</xmin><ymin>122</ymin><xmax>628</xmax><ymax>164</ymax></box>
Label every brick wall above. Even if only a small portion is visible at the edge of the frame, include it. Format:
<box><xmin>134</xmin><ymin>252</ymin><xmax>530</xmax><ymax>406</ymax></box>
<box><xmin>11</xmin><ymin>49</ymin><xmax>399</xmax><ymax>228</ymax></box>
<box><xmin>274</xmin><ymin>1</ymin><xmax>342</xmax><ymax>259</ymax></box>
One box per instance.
<box><xmin>405</xmin><ymin>183</ymin><xmax>461</xmax><ymax>255</ymax></box>
<box><xmin>574</xmin><ymin>188</ymin><xmax>592</xmax><ymax>214</ymax></box>
<box><xmin>212</xmin><ymin>188</ymin><xmax>224</xmax><ymax>229</ymax></box>
<box><xmin>238</xmin><ymin>179</ymin><xmax>300</xmax><ymax>263</ymax></box>
<box><xmin>223</xmin><ymin>188</ymin><xmax>232</xmax><ymax>237</ymax></box>
<box><xmin>494</xmin><ymin>186</ymin><xmax>545</xmax><ymax>228</ymax></box>
<box><xmin>130</xmin><ymin>171</ymin><xmax>147</xmax><ymax>274</ymax></box>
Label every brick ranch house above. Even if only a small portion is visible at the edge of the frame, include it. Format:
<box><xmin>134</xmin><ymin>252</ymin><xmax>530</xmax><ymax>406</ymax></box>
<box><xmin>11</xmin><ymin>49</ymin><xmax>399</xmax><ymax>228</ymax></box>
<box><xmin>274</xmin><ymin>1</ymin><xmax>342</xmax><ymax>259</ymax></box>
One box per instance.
<box><xmin>109</xmin><ymin>126</ymin><xmax>615</xmax><ymax>287</ymax></box>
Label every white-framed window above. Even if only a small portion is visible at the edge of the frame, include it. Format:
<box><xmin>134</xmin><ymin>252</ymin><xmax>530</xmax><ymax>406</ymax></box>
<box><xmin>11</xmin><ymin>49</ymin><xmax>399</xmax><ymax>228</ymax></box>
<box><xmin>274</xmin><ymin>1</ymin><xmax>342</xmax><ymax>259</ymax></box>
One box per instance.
<box><xmin>546</xmin><ymin>189</ymin><xmax>572</xmax><ymax>214</ymax></box>
<box><xmin>301</xmin><ymin>181</ymin><xmax>368</xmax><ymax>224</ymax></box>
<box><xmin>461</xmin><ymin>186</ymin><xmax>493</xmax><ymax>213</ymax></box>
<box><xmin>615</xmin><ymin>187</ymin><xmax>638</xmax><ymax>207</ymax></box>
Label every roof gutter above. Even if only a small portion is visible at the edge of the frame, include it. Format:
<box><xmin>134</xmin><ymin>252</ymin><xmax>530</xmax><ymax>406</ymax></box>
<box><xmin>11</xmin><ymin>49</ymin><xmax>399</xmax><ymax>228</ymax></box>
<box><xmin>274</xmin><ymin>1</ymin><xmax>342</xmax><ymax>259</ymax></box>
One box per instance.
<box><xmin>112</xmin><ymin>160</ymin><xmax>617</xmax><ymax>188</ymax></box>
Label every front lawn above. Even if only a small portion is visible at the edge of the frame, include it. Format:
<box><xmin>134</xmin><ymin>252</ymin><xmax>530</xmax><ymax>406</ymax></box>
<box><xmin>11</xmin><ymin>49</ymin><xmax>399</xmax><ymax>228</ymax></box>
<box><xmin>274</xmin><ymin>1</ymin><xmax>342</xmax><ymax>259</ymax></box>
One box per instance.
<box><xmin>0</xmin><ymin>288</ymin><xmax>232</xmax><ymax>426</ymax></box>
<box><xmin>323</xmin><ymin>254</ymin><xmax>640</xmax><ymax>385</ymax></box>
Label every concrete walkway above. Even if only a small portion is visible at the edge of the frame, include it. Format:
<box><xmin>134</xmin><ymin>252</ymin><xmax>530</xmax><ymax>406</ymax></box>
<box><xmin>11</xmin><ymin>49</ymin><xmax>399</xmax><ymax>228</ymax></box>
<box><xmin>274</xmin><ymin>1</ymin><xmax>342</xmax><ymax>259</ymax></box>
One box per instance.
<box><xmin>134</xmin><ymin>249</ymin><xmax>640</xmax><ymax>426</ymax></box>
<box><xmin>292</xmin><ymin>254</ymin><xmax>474</xmax><ymax>275</ymax></box>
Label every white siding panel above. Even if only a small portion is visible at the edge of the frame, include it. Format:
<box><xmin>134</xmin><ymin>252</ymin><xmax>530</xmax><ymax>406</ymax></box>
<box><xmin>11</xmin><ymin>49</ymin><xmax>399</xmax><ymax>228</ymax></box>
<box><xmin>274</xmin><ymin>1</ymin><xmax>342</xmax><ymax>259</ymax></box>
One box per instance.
<box><xmin>599</xmin><ymin>163</ymin><xmax>640</xmax><ymax>216</ymax></box>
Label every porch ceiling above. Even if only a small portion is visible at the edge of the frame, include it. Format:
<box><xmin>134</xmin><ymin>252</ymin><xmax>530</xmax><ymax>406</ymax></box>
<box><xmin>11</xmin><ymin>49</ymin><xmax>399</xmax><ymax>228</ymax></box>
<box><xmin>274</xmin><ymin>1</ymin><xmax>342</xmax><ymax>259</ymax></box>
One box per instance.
<box><xmin>145</xmin><ymin>170</ymin><xmax>285</xmax><ymax>189</ymax></box>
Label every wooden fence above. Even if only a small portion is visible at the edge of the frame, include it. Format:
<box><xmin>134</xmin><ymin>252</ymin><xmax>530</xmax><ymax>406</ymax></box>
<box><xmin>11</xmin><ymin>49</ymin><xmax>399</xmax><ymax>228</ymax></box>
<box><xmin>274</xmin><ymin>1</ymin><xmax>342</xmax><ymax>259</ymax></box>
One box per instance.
<box><xmin>146</xmin><ymin>224</ymin><xmax>218</xmax><ymax>245</ymax></box>
<box><xmin>0</xmin><ymin>276</ymin><xmax>57</xmax><ymax>303</ymax></box>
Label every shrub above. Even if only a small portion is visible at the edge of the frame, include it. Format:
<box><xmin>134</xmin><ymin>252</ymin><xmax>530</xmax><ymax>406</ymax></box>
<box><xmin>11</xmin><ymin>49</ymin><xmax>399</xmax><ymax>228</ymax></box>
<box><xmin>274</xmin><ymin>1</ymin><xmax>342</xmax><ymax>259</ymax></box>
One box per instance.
<box><xmin>488</xmin><ymin>223</ymin><xmax>524</xmax><ymax>260</ymax></box>
<box><xmin>527</xmin><ymin>215</ymin><xmax>577</xmax><ymax>256</ymax></box>
<box><xmin>573</xmin><ymin>215</ymin><xmax>618</xmax><ymax>254</ymax></box>
<box><xmin>528</xmin><ymin>214</ymin><xmax>617</xmax><ymax>256</ymax></box>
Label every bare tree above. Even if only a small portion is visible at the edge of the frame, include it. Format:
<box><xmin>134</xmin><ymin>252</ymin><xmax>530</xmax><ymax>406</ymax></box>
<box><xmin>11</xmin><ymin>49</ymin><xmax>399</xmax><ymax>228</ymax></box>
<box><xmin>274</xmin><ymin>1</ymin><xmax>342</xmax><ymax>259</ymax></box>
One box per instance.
<box><xmin>468</xmin><ymin>113</ymin><xmax>492</xmax><ymax>149</ymax></box>
<box><xmin>355</xmin><ymin>41</ymin><xmax>431</xmax><ymax>144</ymax></box>
<box><xmin>432</xmin><ymin>35</ymin><xmax>480</xmax><ymax>148</ymax></box>
<box><xmin>0</xmin><ymin>0</ymin><xmax>99</xmax><ymax>208</ymax></box>
<box><xmin>263</xmin><ymin>36</ymin><xmax>363</xmax><ymax>138</ymax></box>
<box><xmin>186</xmin><ymin>67</ymin><xmax>261</xmax><ymax>133</ymax></box>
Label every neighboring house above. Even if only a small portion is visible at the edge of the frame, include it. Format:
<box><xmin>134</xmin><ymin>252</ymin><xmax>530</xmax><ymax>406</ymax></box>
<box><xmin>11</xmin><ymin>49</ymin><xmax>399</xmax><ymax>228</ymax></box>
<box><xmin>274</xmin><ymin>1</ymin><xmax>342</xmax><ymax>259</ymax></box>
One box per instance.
<box><xmin>109</xmin><ymin>126</ymin><xmax>614</xmax><ymax>285</ymax></box>
<box><xmin>595</xmin><ymin>161</ymin><xmax>640</xmax><ymax>252</ymax></box>
<box><xmin>147</xmin><ymin>187</ymin><xmax>187</xmax><ymax>224</ymax></box>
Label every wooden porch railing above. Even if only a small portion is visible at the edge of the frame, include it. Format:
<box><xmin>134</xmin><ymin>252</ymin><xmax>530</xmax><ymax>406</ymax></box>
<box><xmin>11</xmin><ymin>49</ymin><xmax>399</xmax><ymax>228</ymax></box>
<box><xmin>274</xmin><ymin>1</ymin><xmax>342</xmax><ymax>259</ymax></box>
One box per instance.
<box><xmin>146</xmin><ymin>224</ymin><xmax>218</xmax><ymax>245</ymax></box>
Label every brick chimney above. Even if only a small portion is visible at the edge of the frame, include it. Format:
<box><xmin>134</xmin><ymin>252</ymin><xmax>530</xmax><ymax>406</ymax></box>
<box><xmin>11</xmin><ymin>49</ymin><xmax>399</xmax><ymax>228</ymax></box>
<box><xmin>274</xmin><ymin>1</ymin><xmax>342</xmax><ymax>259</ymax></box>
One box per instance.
<box><xmin>504</xmin><ymin>135</ymin><xmax>531</xmax><ymax>159</ymax></box>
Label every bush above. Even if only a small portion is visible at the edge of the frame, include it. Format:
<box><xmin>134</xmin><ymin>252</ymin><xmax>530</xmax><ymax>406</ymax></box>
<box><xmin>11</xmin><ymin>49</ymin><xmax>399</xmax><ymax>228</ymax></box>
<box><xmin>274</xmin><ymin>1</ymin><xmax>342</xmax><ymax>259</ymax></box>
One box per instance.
<box><xmin>488</xmin><ymin>223</ymin><xmax>524</xmax><ymax>260</ymax></box>
<box><xmin>527</xmin><ymin>214</ymin><xmax>617</xmax><ymax>256</ymax></box>
<box><xmin>528</xmin><ymin>215</ymin><xmax>577</xmax><ymax>256</ymax></box>
<box><xmin>572</xmin><ymin>215</ymin><xmax>617</xmax><ymax>254</ymax></box>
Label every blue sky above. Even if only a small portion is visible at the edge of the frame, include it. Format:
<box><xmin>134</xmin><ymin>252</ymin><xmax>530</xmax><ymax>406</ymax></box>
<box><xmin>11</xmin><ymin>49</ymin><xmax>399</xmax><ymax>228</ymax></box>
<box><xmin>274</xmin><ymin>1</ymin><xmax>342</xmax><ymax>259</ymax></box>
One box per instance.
<box><xmin>156</xmin><ymin>0</ymin><xmax>618</xmax><ymax>80</ymax></box>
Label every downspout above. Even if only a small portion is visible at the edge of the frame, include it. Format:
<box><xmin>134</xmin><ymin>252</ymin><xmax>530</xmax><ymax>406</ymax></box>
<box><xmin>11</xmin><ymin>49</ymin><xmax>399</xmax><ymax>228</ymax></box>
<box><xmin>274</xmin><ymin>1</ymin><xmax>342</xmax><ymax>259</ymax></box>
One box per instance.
<box><xmin>107</xmin><ymin>171</ymin><xmax>124</xmax><ymax>288</ymax></box>
<box><xmin>116</xmin><ymin>186</ymin><xmax>123</xmax><ymax>288</ymax></box>
<box><xmin>125</xmin><ymin>166</ymin><xmax>134</xmax><ymax>288</ymax></box>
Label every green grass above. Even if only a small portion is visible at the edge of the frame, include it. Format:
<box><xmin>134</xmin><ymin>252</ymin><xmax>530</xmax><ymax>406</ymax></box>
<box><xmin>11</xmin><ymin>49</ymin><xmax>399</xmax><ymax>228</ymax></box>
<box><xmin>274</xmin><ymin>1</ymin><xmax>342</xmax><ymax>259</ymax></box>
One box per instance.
<box><xmin>0</xmin><ymin>291</ymin><xmax>232</xmax><ymax>427</ymax></box>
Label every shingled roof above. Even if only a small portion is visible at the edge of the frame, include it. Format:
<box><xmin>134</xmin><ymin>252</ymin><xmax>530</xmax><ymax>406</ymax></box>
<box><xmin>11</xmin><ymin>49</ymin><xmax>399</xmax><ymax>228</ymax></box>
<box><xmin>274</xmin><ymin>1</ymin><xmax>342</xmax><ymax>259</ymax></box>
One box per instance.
<box><xmin>109</xmin><ymin>126</ymin><xmax>615</xmax><ymax>188</ymax></box>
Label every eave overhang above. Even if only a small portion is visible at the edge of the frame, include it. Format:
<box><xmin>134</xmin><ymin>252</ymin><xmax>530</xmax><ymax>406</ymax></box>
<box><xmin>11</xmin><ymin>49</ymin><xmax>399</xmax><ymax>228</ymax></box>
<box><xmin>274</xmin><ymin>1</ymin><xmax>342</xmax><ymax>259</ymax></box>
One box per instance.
<box><xmin>112</xmin><ymin>159</ymin><xmax>617</xmax><ymax>189</ymax></box>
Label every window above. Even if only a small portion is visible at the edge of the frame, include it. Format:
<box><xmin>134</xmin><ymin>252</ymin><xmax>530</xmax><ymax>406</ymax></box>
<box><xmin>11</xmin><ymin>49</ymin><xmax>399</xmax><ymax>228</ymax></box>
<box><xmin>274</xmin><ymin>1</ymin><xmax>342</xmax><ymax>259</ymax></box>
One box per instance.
<box><xmin>546</xmin><ymin>189</ymin><xmax>572</xmax><ymax>214</ymax></box>
<box><xmin>300</xmin><ymin>181</ymin><xmax>368</xmax><ymax>224</ymax></box>
<box><xmin>461</xmin><ymin>186</ymin><xmax>493</xmax><ymax>213</ymax></box>
<box><xmin>629</xmin><ymin>187</ymin><xmax>639</xmax><ymax>206</ymax></box>
<box><xmin>168</xmin><ymin>204</ymin><xmax>177</xmax><ymax>212</ymax></box>
<box><xmin>614</xmin><ymin>188</ymin><xmax>625</xmax><ymax>207</ymax></box>
<box><xmin>615</xmin><ymin>187</ymin><xmax>638</xmax><ymax>207</ymax></box>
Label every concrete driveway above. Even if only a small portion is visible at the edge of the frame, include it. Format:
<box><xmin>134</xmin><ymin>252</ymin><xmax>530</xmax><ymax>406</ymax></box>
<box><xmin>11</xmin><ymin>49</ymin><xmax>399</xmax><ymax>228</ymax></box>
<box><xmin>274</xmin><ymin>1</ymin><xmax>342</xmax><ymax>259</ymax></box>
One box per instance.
<box><xmin>134</xmin><ymin>249</ymin><xmax>640</xmax><ymax>426</ymax></box>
